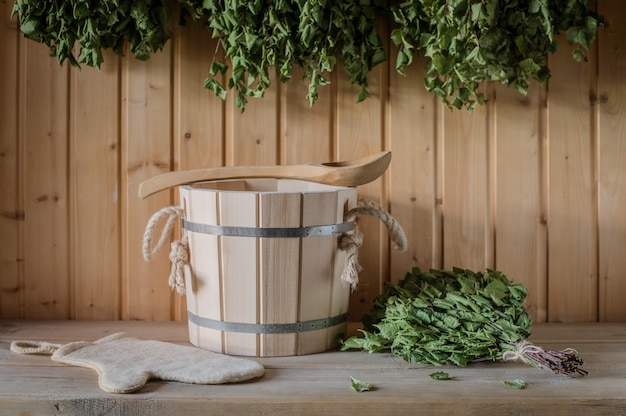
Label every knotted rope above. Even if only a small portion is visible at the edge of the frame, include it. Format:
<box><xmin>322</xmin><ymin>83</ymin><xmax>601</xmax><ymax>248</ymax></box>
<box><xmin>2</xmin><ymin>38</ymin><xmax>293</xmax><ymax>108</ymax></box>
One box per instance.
<box><xmin>501</xmin><ymin>340</ymin><xmax>587</xmax><ymax>376</ymax></box>
<box><xmin>340</xmin><ymin>199</ymin><xmax>407</xmax><ymax>290</ymax></box>
<box><xmin>10</xmin><ymin>340</ymin><xmax>63</xmax><ymax>355</ymax></box>
<box><xmin>142</xmin><ymin>206</ymin><xmax>187</xmax><ymax>295</ymax></box>
<box><xmin>501</xmin><ymin>341</ymin><xmax>546</xmax><ymax>364</ymax></box>
<box><xmin>142</xmin><ymin>198</ymin><xmax>407</xmax><ymax>294</ymax></box>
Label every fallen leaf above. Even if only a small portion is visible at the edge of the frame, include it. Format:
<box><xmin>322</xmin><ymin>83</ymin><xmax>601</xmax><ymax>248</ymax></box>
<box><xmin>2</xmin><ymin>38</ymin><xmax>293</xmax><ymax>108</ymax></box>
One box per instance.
<box><xmin>429</xmin><ymin>371</ymin><xmax>452</xmax><ymax>380</ymax></box>
<box><xmin>350</xmin><ymin>376</ymin><xmax>374</xmax><ymax>392</ymax></box>
<box><xmin>502</xmin><ymin>379</ymin><xmax>526</xmax><ymax>389</ymax></box>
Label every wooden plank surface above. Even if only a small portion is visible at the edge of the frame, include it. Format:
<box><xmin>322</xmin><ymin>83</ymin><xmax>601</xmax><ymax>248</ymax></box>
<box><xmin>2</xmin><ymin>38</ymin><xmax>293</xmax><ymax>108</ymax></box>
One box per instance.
<box><xmin>281</xmin><ymin>66</ymin><xmax>334</xmax><ymax>164</ymax></box>
<box><xmin>547</xmin><ymin>35</ymin><xmax>597</xmax><ymax>322</ymax></box>
<box><xmin>258</xmin><ymin>192</ymin><xmax>301</xmax><ymax>356</ymax></box>
<box><xmin>493</xmin><ymin>83</ymin><xmax>547</xmax><ymax>322</ymax></box>
<box><xmin>20</xmin><ymin>41</ymin><xmax>70</xmax><ymax>319</ymax></box>
<box><xmin>298</xmin><ymin>192</ymin><xmax>338</xmax><ymax>354</ymax></box>
<box><xmin>387</xmin><ymin>54</ymin><xmax>439</xmax><ymax>279</ymax></box>
<box><xmin>180</xmin><ymin>186</ymin><xmax>223</xmax><ymax>352</ymax></box>
<box><xmin>0</xmin><ymin>0</ymin><xmax>21</xmax><ymax>318</ymax></box>
<box><xmin>121</xmin><ymin>47</ymin><xmax>174</xmax><ymax>321</ymax></box>
<box><xmin>69</xmin><ymin>51</ymin><xmax>121</xmax><ymax>320</ymax></box>
<box><xmin>597</xmin><ymin>0</ymin><xmax>626</xmax><ymax>321</ymax></box>
<box><xmin>1</xmin><ymin>320</ymin><xmax>625</xmax><ymax>416</ymax></box>
<box><xmin>225</xmin><ymin>76</ymin><xmax>278</xmax><ymax>166</ymax></box>
<box><xmin>218</xmin><ymin>191</ymin><xmax>259</xmax><ymax>356</ymax></box>
<box><xmin>174</xmin><ymin>24</ymin><xmax>224</xmax><ymax>172</ymax></box>
<box><xmin>442</xmin><ymin>99</ymin><xmax>490</xmax><ymax>271</ymax></box>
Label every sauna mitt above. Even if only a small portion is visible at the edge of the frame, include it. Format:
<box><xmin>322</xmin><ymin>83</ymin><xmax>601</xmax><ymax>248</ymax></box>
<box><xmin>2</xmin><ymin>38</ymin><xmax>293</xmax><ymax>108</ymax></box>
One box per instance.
<box><xmin>10</xmin><ymin>332</ymin><xmax>265</xmax><ymax>393</ymax></box>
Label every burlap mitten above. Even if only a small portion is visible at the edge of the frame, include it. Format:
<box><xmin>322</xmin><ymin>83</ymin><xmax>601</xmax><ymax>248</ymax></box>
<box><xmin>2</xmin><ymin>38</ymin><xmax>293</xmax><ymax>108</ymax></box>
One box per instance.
<box><xmin>10</xmin><ymin>332</ymin><xmax>265</xmax><ymax>393</ymax></box>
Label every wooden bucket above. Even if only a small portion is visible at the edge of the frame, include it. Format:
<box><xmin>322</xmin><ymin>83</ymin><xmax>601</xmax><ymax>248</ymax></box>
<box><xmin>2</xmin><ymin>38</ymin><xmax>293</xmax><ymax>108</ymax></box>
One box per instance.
<box><xmin>179</xmin><ymin>179</ymin><xmax>358</xmax><ymax>357</ymax></box>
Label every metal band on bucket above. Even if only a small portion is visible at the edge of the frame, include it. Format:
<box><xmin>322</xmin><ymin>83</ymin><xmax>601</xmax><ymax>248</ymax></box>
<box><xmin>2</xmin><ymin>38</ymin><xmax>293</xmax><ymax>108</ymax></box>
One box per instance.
<box><xmin>182</xmin><ymin>219</ymin><xmax>354</xmax><ymax>238</ymax></box>
<box><xmin>187</xmin><ymin>311</ymin><xmax>349</xmax><ymax>334</ymax></box>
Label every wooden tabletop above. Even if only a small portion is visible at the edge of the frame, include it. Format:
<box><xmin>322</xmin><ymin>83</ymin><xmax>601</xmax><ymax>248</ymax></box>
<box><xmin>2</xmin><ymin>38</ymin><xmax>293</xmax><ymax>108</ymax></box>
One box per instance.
<box><xmin>1</xmin><ymin>320</ymin><xmax>625</xmax><ymax>415</ymax></box>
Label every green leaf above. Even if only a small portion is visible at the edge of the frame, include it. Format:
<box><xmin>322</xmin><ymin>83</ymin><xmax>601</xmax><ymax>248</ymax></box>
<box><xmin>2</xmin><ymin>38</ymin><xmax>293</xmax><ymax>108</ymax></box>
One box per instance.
<box><xmin>502</xmin><ymin>379</ymin><xmax>526</xmax><ymax>389</ymax></box>
<box><xmin>350</xmin><ymin>377</ymin><xmax>374</xmax><ymax>392</ymax></box>
<box><xmin>483</xmin><ymin>279</ymin><xmax>508</xmax><ymax>306</ymax></box>
<box><xmin>209</xmin><ymin>62</ymin><xmax>229</xmax><ymax>77</ymax></box>
<box><xmin>429</xmin><ymin>371</ymin><xmax>452</xmax><ymax>380</ymax></box>
<box><xmin>390</xmin><ymin>28</ymin><xmax>404</xmax><ymax>46</ymax></box>
<box><xmin>19</xmin><ymin>19</ymin><xmax>38</xmax><ymax>36</ymax></box>
<box><xmin>470</xmin><ymin>3</ymin><xmax>484</xmax><ymax>23</ymax></box>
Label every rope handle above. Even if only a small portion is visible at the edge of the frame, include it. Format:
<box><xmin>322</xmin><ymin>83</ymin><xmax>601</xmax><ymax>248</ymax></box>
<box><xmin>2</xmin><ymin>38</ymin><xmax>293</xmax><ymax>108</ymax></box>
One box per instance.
<box><xmin>10</xmin><ymin>340</ymin><xmax>63</xmax><ymax>355</ymax></box>
<box><xmin>142</xmin><ymin>206</ymin><xmax>187</xmax><ymax>295</ymax></box>
<box><xmin>340</xmin><ymin>199</ymin><xmax>407</xmax><ymax>290</ymax></box>
<box><xmin>142</xmin><ymin>198</ymin><xmax>407</xmax><ymax>293</ymax></box>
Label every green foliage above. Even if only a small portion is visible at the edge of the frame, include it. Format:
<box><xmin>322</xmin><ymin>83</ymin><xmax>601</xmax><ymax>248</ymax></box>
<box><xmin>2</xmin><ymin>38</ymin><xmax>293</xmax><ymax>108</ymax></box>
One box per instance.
<box><xmin>11</xmin><ymin>0</ymin><xmax>603</xmax><ymax>111</ymax></box>
<box><xmin>341</xmin><ymin>268</ymin><xmax>532</xmax><ymax>367</ymax></box>
<box><xmin>11</xmin><ymin>0</ymin><xmax>170</xmax><ymax>68</ymax></box>
<box><xmin>188</xmin><ymin>0</ymin><xmax>386</xmax><ymax>110</ymax></box>
<box><xmin>391</xmin><ymin>0</ymin><xmax>603</xmax><ymax>110</ymax></box>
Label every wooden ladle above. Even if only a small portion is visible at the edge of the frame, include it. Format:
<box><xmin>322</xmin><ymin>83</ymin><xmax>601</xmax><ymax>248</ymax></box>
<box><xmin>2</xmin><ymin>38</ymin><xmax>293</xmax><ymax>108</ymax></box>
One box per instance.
<box><xmin>138</xmin><ymin>151</ymin><xmax>391</xmax><ymax>198</ymax></box>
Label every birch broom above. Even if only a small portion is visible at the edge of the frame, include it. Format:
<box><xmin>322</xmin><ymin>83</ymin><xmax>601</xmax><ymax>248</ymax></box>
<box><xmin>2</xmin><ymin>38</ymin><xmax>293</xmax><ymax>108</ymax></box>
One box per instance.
<box><xmin>342</xmin><ymin>268</ymin><xmax>587</xmax><ymax>377</ymax></box>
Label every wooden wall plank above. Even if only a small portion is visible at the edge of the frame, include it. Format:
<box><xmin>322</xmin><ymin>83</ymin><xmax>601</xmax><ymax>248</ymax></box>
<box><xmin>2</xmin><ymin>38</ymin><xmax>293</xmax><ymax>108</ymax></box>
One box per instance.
<box><xmin>0</xmin><ymin>0</ymin><xmax>21</xmax><ymax>318</ymax></box>
<box><xmin>597</xmin><ymin>0</ymin><xmax>626</xmax><ymax>321</ymax></box>
<box><xmin>441</xmin><ymin>102</ymin><xmax>490</xmax><ymax>271</ymax></box>
<box><xmin>280</xmin><ymin>67</ymin><xmax>333</xmax><ymax>164</ymax></box>
<box><xmin>121</xmin><ymin>46</ymin><xmax>175</xmax><ymax>320</ymax></box>
<box><xmin>69</xmin><ymin>52</ymin><xmax>121</xmax><ymax>320</ymax></box>
<box><xmin>387</xmin><ymin>55</ymin><xmax>439</xmax><ymax>281</ymax></box>
<box><xmin>20</xmin><ymin>41</ymin><xmax>70</xmax><ymax>319</ymax></box>
<box><xmin>173</xmin><ymin>23</ymin><xmax>225</xmax><ymax>320</ymax></box>
<box><xmin>336</xmin><ymin>64</ymin><xmax>387</xmax><ymax>320</ymax></box>
<box><xmin>174</xmin><ymin>23</ymin><xmax>224</xmax><ymax>172</ymax></box>
<box><xmin>493</xmin><ymin>83</ymin><xmax>547</xmax><ymax>322</ymax></box>
<box><xmin>546</xmin><ymin>35</ymin><xmax>597</xmax><ymax>322</ymax></box>
<box><xmin>225</xmin><ymin>77</ymin><xmax>278</xmax><ymax>166</ymax></box>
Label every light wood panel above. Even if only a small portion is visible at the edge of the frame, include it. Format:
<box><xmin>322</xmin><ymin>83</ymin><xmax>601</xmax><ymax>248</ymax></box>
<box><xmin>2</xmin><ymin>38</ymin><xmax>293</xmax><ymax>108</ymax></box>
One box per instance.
<box><xmin>226</xmin><ymin>76</ymin><xmax>278</xmax><ymax>166</ymax></box>
<box><xmin>121</xmin><ymin>47</ymin><xmax>175</xmax><ymax>320</ymax></box>
<box><xmin>258</xmin><ymin>192</ymin><xmax>301</xmax><ymax>355</ymax></box>
<box><xmin>281</xmin><ymin>66</ymin><xmax>334</xmax><ymax>164</ymax></box>
<box><xmin>388</xmin><ymin>54</ymin><xmax>439</xmax><ymax>280</ymax></box>
<box><xmin>442</xmin><ymin>99</ymin><xmax>490</xmax><ymax>271</ymax></box>
<box><xmin>0</xmin><ymin>0</ymin><xmax>21</xmax><ymax>318</ymax></box>
<box><xmin>179</xmin><ymin>187</ymin><xmax>223</xmax><ymax>352</ymax></box>
<box><xmin>20</xmin><ymin>40</ymin><xmax>70</xmax><ymax>319</ymax></box>
<box><xmin>597</xmin><ymin>1</ymin><xmax>626</xmax><ymax>322</ymax></box>
<box><xmin>218</xmin><ymin>191</ymin><xmax>258</xmax><ymax>355</ymax></box>
<box><xmin>547</xmin><ymin>35</ymin><xmax>598</xmax><ymax>322</ymax></box>
<box><xmin>174</xmin><ymin>25</ymin><xmax>224</xmax><ymax>172</ymax></box>
<box><xmin>69</xmin><ymin>51</ymin><xmax>121</xmax><ymax>320</ymax></box>
<box><xmin>493</xmin><ymin>82</ymin><xmax>547</xmax><ymax>322</ymax></box>
<box><xmin>1</xmin><ymin>2</ymin><xmax>626</xmax><ymax>324</ymax></box>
